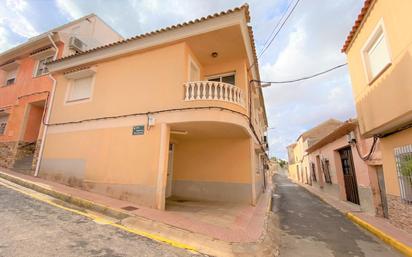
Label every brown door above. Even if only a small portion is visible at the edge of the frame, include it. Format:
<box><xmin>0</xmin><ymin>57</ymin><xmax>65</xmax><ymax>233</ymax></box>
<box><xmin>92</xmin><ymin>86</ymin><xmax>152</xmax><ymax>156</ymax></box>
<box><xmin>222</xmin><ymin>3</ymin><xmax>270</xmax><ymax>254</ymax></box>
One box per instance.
<box><xmin>339</xmin><ymin>147</ymin><xmax>360</xmax><ymax>205</ymax></box>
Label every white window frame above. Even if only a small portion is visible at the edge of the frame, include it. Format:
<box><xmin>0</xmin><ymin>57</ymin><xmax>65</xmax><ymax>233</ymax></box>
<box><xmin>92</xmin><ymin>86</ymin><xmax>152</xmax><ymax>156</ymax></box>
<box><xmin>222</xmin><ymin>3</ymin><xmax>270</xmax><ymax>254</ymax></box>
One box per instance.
<box><xmin>65</xmin><ymin>74</ymin><xmax>96</xmax><ymax>105</ymax></box>
<box><xmin>188</xmin><ymin>56</ymin><xmax>200</xmax><ymax>81</ymax></box>
<box><xmin>207</xmin><ymin>72</ymin><xmax>236</xmax><ymax>85</ymax></box>
<box><xmin>34</xmin><ymin>55</ymin><xmax>54</xmax><ymax>77</ymax></box>
<box><xmin>361</xmin><ymin>18</ymin><xmax>392</xmax><ymax>84</ymax></box>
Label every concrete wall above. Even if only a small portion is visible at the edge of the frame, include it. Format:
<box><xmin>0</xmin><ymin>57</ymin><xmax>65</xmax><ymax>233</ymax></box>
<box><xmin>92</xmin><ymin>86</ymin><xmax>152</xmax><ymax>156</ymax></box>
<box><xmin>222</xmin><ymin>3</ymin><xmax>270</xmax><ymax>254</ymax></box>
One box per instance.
<box><xmin>41</xmin><ymin>117</ymin><xmax>164</xmax><ymax>208</ymax></box>
<box><xmin>172</xmin><ymin>137</ymin><xmax>252</xmax><ymax>203</ymax></box>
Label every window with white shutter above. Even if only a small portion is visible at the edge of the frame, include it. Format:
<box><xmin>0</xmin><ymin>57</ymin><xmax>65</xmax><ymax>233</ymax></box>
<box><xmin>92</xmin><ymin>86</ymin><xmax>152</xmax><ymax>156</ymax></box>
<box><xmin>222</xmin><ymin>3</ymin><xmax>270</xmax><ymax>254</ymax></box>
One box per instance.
<box><xmin>67</xmin><ymin>76</ymin><xmax>93</xmax><ymax>102</ymax></box>
<box><xmin>362</xmin><ymin>20</ymin><xmax>391</xmax><ymax>82</ymax></box>
<box><xmin>4</xmin><ymin>68</ymin><xmax>17</xmax><ymax>86</ymax></box>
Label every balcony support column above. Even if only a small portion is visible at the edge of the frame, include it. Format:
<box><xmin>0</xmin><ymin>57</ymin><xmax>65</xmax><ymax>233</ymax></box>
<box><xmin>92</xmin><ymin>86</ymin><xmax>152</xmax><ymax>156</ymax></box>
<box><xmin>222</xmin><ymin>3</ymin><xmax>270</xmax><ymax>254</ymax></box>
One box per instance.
<box><xmin>155</xmin><ymin>123</ymin><xmax>171</xmax><ymax>210</ymax></box>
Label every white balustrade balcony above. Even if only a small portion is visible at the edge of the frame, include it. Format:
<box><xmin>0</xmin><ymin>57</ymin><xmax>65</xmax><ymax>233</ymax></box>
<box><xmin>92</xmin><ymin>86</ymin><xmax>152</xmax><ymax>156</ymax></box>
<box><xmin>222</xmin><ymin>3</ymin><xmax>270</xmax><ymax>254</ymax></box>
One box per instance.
<box><xmin>183</xmin><ymin>81</ymin><xmax>245</xmax><ymax>107</ymax></box>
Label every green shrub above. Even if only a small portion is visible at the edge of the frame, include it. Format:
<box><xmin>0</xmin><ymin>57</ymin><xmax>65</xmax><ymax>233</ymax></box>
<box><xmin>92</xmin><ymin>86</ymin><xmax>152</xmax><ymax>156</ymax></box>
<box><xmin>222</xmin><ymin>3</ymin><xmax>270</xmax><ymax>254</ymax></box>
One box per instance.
<box><xmin>400</xmin><ymin>155</ymin><xmax>412</xmax><ymax>177</ymax></box>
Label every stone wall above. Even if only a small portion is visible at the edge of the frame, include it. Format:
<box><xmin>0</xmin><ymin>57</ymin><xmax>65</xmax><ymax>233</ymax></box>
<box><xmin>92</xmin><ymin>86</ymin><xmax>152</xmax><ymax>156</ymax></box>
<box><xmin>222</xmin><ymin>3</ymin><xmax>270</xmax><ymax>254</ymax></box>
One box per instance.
<box><xmin>387</xmin><ymin>194</ymin><xmax>412</xmax><ymax>233</ymax></box>
<box><xmin>0</xmin><ymin>142</ymin><xmax>18</xmax><ymax>168</ymax></box>
<box><xmin>31</xmin><ymin>139</ymin><xmax>42</xmax><ymax>170</ymax></box>
<box><xmin>15</xmin><ymin>141</ymin><xmax>36</xmax><ymax>160</ymax></box>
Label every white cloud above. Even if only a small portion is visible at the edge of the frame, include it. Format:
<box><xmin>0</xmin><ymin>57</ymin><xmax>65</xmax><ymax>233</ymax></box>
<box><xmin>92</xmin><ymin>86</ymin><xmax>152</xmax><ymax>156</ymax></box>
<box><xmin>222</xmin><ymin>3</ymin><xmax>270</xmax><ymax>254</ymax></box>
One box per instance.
<box><xmin>55</xmin><ymin>0</ymin><xmax>84</xmax><ymax>20</ymax></box>
<box><xmin>0</xmin><ymin>0</ymin><xmax>38</xmax><ymax>41</ymax></box>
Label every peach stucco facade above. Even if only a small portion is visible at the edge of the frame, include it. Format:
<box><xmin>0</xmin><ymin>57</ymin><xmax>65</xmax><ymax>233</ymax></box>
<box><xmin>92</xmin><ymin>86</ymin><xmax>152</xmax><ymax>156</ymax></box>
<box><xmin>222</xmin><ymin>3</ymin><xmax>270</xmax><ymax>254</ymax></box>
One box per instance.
<box><xmin>39</xmin><ymin>5</ymin><xmax>268</xmax><ymax>210</ymax></box>
<box><xmin>344</xmin><ymin>0</ymin><xmax>412</xmax><ymax>232</ymax></box>
<box><xmin>307</xmin><ymin>124</ymin><xmax>382</xmax><ymax>215</ymax></box>
<box><xmin>0</xmin><ymin>15</ymin><xmax>122</xmax><ymax>172</ymax></box>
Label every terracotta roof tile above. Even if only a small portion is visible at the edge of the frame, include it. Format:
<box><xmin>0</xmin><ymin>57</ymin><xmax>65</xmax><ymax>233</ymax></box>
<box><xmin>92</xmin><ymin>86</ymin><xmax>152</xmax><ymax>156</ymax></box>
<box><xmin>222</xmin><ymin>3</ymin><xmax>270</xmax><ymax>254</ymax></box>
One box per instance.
<box><xmin>49</xmin><ymin>4</ymin><xmax>251</xmax><ymax>65</ymax></box>
<box><xmin>341</xmin><ymin>0</ymin><xmax>375</xmax><ymax>53</ymax></box>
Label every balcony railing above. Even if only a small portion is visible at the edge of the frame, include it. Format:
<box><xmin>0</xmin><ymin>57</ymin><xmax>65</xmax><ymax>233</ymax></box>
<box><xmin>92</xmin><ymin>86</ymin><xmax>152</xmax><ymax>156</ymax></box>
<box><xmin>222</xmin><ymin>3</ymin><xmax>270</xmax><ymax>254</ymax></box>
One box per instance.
<box><xmin>183</xmin><ymin>81</ymin><xmax>245</xmax><ymax>107</ymax></box>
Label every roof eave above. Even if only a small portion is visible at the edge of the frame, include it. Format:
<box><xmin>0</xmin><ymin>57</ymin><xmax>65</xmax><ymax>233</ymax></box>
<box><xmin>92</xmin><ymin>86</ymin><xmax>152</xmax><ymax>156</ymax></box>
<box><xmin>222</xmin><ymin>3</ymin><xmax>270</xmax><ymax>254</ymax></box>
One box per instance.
<box><xmin>47</xmin><ymin>5</ymin><xmax>253</xmax><ymax>74</ymax></box>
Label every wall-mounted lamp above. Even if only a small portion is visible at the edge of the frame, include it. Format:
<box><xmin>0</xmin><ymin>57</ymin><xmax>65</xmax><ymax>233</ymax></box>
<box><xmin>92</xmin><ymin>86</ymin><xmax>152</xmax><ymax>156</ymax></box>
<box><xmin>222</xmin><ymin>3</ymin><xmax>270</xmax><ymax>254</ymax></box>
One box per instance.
<box><xmin>147</xmin><ymin>114</ymin><xmax>156</xmax><ymax>130</ymax></box>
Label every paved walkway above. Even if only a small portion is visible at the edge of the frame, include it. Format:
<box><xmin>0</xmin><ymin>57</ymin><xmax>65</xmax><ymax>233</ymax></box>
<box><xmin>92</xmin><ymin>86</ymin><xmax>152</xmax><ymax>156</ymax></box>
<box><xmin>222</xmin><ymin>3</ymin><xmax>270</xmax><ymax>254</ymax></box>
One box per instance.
<box><xmin>0</xmin><ymin>169</ymin><xmax>268</xmax><ymax>243</ymax></box>
<box><xmin>273</xmin><ymin>174</ymin><xmax>403</xmax><ymax>257</ymax></box>
<box><xmin>0</xmin><ymin>183</ymin><xmax>199</xmax><ymax>257</ymax></box>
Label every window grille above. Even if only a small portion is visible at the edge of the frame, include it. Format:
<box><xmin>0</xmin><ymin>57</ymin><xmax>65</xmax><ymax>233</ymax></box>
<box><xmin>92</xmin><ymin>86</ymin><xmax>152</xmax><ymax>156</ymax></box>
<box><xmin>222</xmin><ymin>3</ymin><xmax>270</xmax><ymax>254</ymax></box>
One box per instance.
<box><xmin>322</xmin><ymin>158</ymin><xmax>332</xmax><ymax>184</ymax></box>
<box><xmin>311</xmin><ymin>162</ymin><xmax>317</xmax><ymax>182</ymax></box>
<box><xmin>394</xmin><ymin>144</ymin><xmax>412</xmax><ymax>204</ymax></box>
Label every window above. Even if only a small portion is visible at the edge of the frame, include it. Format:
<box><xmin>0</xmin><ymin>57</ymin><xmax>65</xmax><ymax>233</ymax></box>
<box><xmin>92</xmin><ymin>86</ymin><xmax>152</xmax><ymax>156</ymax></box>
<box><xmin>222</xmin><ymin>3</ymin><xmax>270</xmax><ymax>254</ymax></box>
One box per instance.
<box><xmin>362</xmin><ymin>20</ymin><xmax>391</xmax><ymax>82</ymax></box>
<box><xmin>35</xmin><ymin>56</ymin><xmax>53</xmax><ymax>77</ymax></box>
<box><xmin>4</xmin><ymin>69</ymin><xmax>17</xmax><ymax>86</ymax></box>
<box><xmin>322</xmin><ymin>159</ymin><xmax>332</xmax><ymax>184</ymax></box>
<box><xmin>394</xmin><ymin>144</ymin><xmax>412</xmax><ymax>204</ymax></box>
<box><xmin>311</xmin><ymin>162</ymin><xmax>317</xmax><ymax>182</ymax></box>
<box><xmin>0</xmin><ymin>114</ymin><xmax>9</xmax><ymax>135</ymax></box>
<box><xmin>207</xmin><ymin>73</ymin><xmax>235</xmax><ymax>85</ymax></box>
<box><xmin>67</xmin><ymin>76</ymin><xmax>94</xmax><ymax>103</ymax></box>
<box><xmin>189</xmin><ymin>60</ymin><xmax>200</xmax><ymax>81</ymax></box>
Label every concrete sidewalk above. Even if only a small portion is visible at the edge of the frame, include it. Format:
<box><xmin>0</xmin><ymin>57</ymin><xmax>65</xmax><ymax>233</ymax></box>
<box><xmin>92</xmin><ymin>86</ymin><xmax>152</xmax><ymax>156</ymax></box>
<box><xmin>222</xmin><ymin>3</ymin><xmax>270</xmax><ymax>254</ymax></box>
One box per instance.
<box><xmin>0</xmin><ymin>169</ymin><xmax>277</xmax><ymax>257</ymax></box>
<box><xmin>299</xmin><ymin>180</ymin><xmax>412</xmax><ymax>256</ymax></box>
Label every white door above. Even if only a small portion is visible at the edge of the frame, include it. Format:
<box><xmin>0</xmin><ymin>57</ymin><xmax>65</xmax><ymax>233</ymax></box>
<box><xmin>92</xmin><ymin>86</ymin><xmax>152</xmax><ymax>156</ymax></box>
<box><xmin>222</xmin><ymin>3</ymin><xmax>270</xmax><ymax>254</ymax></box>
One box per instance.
<box><xmin>166</xmin><ymin>144</ymin><xmax>174</xmax><ymax>198</ymax></box>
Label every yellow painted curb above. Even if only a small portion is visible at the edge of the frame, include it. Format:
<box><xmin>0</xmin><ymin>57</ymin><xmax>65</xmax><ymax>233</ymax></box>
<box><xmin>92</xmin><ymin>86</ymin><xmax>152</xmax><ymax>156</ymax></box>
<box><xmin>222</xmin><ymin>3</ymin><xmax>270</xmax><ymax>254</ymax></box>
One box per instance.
<box><xmin>346</xmin><ymin>212</ymin><xmax>412</xmax><ymax>257</ymax></box>
<box><xmin>0</xmin><ymin>179</ymin><xmax>198</xmax><ymax>254</ymax></box>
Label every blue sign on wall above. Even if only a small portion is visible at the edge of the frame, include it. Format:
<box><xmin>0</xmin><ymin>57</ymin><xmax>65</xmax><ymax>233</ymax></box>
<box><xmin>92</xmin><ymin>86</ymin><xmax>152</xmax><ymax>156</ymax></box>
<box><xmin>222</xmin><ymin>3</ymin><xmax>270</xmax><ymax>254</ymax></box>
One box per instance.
<box><xmin>132</xmin><ymin>125</ymin><xmax>144</xmax><ymax>135</ymax></box>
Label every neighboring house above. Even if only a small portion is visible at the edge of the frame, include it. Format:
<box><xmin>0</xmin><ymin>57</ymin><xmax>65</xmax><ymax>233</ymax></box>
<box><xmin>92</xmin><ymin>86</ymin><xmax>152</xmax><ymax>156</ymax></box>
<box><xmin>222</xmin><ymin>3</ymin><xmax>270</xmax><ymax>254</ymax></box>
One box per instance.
<box><xmin>0</xmin><ymin>14</ymin><xmax>123</xmax><ymax>173</ymax></box>
<box><xmin>342</xmin><ymin>0</ymin><xmax>412</xmax><ymax>232</ymax></box>
<box><xmin>306</xmin><ymin>119</ymin><xmax>385</xmax><ymax>216</ymax></box>
<box><xmin>287</xmin><ymin>119</ymin><xmax>342</xmax><ymax>184</ymax></box>
<box><xmin>40</xmin><ymin>5</ymin><xmax>268</xmax><ymax>210</ymax></box>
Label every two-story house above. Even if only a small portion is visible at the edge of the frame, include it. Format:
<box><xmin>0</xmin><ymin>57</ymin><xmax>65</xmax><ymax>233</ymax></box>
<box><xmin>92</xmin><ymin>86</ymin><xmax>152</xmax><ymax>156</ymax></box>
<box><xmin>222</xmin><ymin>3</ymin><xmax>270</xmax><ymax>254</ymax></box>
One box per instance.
<box><xmin>0</xmin><ymin>14</ymin><xmax>123</xmax><ymax>173</ymax></box>
<box><xmin>287</xmin><ymin>119</ymin><xmax>342</xmax><ymax>184</ymax></box>
<box><xmin>38</xmin><ymin>5</ymin><xmax>268</xmax><ymax>210</ymax></box>
<box><xmin>342</xmin><ymin>0</ymin><xmax>412</xmax><ymax>232</ymax></box>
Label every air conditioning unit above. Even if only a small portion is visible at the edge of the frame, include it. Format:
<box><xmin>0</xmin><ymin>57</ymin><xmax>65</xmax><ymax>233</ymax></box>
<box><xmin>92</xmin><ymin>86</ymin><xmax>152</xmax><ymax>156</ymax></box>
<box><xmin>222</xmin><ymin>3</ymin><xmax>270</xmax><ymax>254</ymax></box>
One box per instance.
<box><xmin>69</xmin><ymin>36</ymin><xmax>86</xmax><ymax>52</ymax></box>
<box><xmin>347</xmin><ymin>131</ymin><xmax>356</xmax><ymax>144</ymax></box>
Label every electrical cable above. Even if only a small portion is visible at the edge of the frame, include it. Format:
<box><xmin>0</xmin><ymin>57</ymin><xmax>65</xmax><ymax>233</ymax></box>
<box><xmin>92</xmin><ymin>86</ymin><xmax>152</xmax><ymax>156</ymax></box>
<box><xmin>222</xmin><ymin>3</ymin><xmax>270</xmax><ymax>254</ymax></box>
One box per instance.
<box><xmin>258</xmin><ymin>0</ymin><xmax>295</xmax><ymax>58</ymax></box>
<box><xmin>40</xmin><ymin>94</ymin><xmax>268</xmax><ymax>156</ymax></box>
<box><xmin>353</xmin><ymin>135</ymin><xmax>378</xmax><ymax>161</ymax></box>
<box><xmin>249</xmin><ymin>0</ymin><xmax>302</xmax><ymax>71</ymax></box>
<box><xmin>251</xmin><ymin>63</ymin><xmax>347</xmax><ymax>85</ymax></box>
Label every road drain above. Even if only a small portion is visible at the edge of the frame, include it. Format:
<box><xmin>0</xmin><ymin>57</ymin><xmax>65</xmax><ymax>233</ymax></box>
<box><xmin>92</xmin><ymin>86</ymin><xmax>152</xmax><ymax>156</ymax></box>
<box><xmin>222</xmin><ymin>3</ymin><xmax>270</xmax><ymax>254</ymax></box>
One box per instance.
<box><xmin>121</xmin><ymin>206</ymin><xmax>139</xmax><ymax>211</ymax></box>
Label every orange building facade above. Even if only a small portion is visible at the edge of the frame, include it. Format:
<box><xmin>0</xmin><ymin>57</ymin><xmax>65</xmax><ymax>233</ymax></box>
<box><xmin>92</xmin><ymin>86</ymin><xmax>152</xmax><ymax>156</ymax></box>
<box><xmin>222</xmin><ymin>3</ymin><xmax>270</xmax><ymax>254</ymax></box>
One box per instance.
<box><xmin>343</xmin><ymin>0</ymin><xmax>412</xmax><ymax>232</ymax></box>
<box><xmin>0</xmin><ymin>15</ymin><xmax>122</xmax><ymax>173</ymax></box>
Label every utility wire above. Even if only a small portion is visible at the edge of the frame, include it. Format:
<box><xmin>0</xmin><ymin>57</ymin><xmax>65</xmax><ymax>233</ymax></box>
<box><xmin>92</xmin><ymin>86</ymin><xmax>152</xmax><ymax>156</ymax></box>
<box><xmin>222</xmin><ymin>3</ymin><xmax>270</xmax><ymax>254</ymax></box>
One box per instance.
<box><xmin>249</xmin><ymin>0</ymin><xmax>302</xmax><ymax>71</ymax></box>
<box><xmin>259</xmin><ymin>0</ymin><xmax>295</xmax><ymax>58</ymax></box>
<box><xmin>252</xmin><ymin>63</ymin><xmax>347</xmax><ymax>85</ymax></box>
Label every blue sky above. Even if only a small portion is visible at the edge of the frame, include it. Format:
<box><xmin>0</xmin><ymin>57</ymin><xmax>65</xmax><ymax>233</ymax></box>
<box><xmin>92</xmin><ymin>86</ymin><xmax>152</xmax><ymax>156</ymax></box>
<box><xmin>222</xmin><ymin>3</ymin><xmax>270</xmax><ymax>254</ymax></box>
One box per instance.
<box><xmin>0</xmin><ymin>0</ymin><xmax>363</xmax><ymax>159</ymax></box>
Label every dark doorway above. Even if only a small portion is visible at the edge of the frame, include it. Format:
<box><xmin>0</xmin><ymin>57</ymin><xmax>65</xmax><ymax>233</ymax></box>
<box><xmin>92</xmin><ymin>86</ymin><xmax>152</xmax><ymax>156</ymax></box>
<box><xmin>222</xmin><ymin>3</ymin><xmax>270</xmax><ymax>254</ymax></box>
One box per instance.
<box><xmin>339</xmin><ymin>147</ymin><xmax>360</xmax><ymax>205</ymax></box>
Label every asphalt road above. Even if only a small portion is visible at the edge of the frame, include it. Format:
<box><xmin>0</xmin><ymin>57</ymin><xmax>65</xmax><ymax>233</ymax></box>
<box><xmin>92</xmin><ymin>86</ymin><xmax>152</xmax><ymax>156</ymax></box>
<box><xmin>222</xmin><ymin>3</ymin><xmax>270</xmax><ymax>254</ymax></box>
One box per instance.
<box><xmin>272</xmin><ymin>174</ymin><xmax>403</xmax><ymax>257</ymax></box>
<box><xmin>0</xmin><ymin>184</ymin><xmax>200</xmax><ymax>257</ymax></box>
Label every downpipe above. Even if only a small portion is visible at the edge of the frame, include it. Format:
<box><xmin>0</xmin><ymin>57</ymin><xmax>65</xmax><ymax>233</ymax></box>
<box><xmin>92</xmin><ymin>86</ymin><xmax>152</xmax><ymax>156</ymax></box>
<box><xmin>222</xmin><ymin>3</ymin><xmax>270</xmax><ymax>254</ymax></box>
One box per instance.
<box><xmin>34</xmin><ymin>33</ymin><xmax>58</xmax><ymax>177</ymax></box>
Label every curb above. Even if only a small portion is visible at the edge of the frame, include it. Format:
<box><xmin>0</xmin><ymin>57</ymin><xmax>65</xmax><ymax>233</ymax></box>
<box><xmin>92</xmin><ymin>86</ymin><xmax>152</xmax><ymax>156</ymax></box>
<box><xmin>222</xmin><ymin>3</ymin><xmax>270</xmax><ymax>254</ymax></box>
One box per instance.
<box><xmin>0</xmin><ymin>173</ymin><xmax>198</xmax><ymax>253</ymax></box>
<box><xmin>346</xmin><ymin>212</ymin><xmax>412</xmax><ymax>257</ymax></box>
<box><xmin>0</xmin><ymin>171</ymin><xmax>130</xmax><ymax>220</ymax></box>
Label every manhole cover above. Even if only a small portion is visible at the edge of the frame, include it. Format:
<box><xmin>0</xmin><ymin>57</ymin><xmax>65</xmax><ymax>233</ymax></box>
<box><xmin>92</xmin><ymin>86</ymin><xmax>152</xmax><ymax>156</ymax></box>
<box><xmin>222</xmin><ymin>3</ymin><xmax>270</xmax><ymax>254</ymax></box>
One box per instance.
<box><xmin>121</xmin><ymin>206</ymin><xmax>139</xmax><ymax>211</ymax></box>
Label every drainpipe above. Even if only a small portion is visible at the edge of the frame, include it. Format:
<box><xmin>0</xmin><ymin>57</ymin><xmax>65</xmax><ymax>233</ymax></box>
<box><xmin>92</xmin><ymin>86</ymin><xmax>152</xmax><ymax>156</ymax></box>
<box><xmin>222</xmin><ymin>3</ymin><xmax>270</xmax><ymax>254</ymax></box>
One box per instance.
<box><xmin>34</xmin><ymin>33</ymin><xmax>58</xmax><ymax>177</ymax></box>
